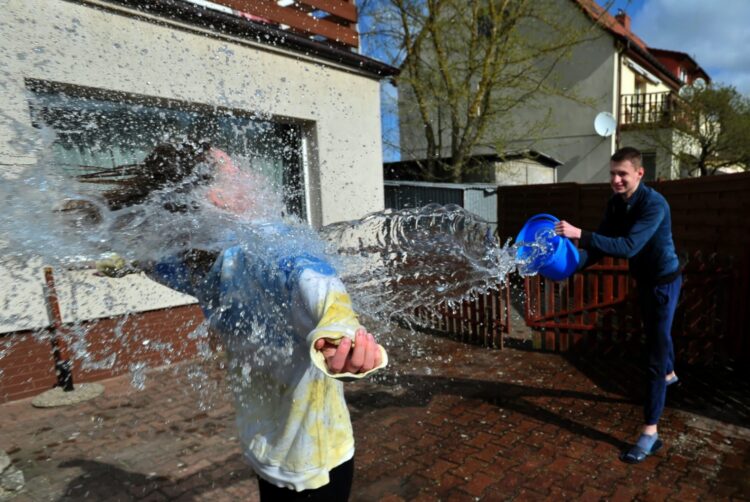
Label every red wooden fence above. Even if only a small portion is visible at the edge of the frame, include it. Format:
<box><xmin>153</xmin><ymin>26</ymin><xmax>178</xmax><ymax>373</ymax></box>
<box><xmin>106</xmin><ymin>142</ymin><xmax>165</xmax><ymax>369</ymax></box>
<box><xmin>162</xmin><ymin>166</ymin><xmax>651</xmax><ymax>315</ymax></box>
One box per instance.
<box><xmin>412</xmin><ymin>285</ymin><xmax>511</xmax><ymax>349</ymax></box>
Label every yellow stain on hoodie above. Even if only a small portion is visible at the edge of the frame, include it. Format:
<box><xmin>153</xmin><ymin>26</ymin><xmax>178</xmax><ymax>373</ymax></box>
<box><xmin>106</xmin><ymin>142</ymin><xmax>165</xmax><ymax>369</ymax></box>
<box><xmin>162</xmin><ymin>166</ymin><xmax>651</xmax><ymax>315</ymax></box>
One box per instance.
<box><xmin>273</xmin><ymin>374</ymin><xmax>353</xmax><ymax>474</ymax></box>
<box><xmin>317</xmin><ymin>291</ymin><xmax>358</xmax><ymax>330</ymax></box>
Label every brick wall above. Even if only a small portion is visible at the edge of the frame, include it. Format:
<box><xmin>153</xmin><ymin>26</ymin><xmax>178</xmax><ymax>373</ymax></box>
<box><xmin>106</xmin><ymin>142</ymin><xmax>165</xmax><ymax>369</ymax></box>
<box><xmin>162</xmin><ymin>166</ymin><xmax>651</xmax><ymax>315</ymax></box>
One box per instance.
<box><xmin>0</xmin><ymin>304</ymin><xmax>204</xmax><ymax>403</ymax></box>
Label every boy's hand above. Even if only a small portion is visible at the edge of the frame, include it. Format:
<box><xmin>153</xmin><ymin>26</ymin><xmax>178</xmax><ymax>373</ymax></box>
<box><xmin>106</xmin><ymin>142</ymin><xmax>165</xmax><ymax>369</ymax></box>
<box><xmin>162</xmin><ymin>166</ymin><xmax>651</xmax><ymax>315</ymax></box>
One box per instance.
<box><xmin>314</xmin><ymin>328</ymin><xmax>383</xmax><ymax>374</ymax></box>
<box><xmin>554</xmin><ymin>220</ymin><xmax>582</xmax><ymax>240</ymax></box>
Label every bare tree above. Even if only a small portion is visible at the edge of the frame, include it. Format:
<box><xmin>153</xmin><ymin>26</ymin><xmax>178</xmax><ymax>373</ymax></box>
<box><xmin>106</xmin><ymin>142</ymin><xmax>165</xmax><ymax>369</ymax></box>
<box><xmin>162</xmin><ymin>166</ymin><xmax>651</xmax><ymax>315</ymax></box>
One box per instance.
<box><xmin>360</xmin><ymin>0</ymin><xmax>608</xmax><ymax>181</ymax></box>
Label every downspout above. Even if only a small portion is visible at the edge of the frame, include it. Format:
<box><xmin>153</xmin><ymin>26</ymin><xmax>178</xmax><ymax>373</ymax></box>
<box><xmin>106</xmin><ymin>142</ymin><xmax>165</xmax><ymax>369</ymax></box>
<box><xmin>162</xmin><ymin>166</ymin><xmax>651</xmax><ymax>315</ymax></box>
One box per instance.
<box><xmin>615</xmin><ymin>40</ymin><xmax>627</xmax><ymax>150</ymax></box>
<box><xmin>43</xmin><ymin>267</ymin><xmax>74</xmax><ymax>392</ymax></box>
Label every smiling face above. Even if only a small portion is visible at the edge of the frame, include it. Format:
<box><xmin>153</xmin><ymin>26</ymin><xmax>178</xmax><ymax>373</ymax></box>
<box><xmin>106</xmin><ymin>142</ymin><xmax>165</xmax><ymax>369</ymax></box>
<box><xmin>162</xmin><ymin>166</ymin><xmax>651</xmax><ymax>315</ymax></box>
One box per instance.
<box><xmin>609</xmin><ymin>159</ymin><xmax>644</xmax><ymax>199</ymax></box>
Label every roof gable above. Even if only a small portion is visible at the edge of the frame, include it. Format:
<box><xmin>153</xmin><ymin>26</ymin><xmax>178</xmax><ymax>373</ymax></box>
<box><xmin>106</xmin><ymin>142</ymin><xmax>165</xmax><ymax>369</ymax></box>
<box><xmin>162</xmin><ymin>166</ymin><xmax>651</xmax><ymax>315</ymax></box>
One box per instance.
<box><xmin>572</xmin><ymin>0</ymin><xmax>707</xmax><ymax>89</ymax></box>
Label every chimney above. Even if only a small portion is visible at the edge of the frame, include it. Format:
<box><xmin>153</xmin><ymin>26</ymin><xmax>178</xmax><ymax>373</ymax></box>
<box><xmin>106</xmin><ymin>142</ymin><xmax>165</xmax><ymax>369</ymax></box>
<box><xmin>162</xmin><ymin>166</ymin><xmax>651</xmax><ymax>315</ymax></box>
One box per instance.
<box><xmin>615</xmin><ymin>10</ymin><xmax>631</xmax><ymax>31</ymax></box>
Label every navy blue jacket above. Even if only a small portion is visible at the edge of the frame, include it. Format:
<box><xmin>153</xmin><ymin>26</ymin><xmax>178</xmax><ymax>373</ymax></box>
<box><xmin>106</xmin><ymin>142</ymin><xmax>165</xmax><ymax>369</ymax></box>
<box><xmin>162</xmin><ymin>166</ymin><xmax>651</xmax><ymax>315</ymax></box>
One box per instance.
<box><xmin>578</xmin><ymin>182</ymin><xmax>680</xmax><ymax>284</ymax></box>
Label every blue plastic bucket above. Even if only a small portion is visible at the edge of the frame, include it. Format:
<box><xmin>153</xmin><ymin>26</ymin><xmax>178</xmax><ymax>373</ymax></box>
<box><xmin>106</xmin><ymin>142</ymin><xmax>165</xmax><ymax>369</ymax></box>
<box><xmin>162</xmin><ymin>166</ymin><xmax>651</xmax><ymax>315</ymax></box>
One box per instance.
<box><xmin>515</xmin><ymin>213</ymin><xmax>580</xmax><ymax>281</ymax></box>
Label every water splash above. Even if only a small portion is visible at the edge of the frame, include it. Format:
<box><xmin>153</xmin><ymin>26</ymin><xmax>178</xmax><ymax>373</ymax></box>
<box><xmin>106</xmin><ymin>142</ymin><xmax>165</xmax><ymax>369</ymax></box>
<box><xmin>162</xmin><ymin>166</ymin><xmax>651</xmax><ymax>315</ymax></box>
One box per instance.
<box><xmin>0</xmin><ymin>135</ymin><xmax>559</xmax><ymax>400</ymax></box>
<box><xmin>0</xmin><ymin>155</ymin><xmax>286</xmax><ymax>269</ymax></box>
<box><xmin>515</xmin><ymin>227</ymin><xmax>558</xmax><ymax>277</ymax></box>
<box><xmin>129</xmin><ymin>362</ymin><xmax>147</xmax><ymax>391</ymax></box>
<box><xmin>320</xmin><ymin>203</ymin><xmax>556</xmax><ymax>327</ymax></box>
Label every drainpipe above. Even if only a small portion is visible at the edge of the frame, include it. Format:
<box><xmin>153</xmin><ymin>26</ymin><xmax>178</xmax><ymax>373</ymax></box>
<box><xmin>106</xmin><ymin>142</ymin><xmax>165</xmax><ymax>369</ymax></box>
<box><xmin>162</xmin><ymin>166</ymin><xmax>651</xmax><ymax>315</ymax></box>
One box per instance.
<box><xmin>43</xmin><ymin>267</ymin><xmax>74</xmax><ymax>392</ymax></box>
<box><xmin>615</xmin><ymin>41</ymin><xmax>627</xmax><ymax>150</ymax></box>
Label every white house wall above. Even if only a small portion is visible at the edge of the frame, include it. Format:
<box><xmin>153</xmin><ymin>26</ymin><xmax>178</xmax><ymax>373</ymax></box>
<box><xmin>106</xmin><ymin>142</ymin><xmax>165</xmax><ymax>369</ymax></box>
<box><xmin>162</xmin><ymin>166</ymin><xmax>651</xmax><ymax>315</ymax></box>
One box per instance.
<box><xmin>620</xmin><ymin>128</ymin><xmax>679</xmax><ymax>179</ymax></box>
<box><xmin>494</xmin><ymin>160</ymin><xmax>555</xmax><ymax>186</ymax></box>
<box><xmin>0</xmin><ymin>0</ymin><xmax>384</xmax><ymax>331</ymax></box>
<box><xmin>0</xmin><ymin>260</ymin><xmax>49</xmax><ymax>333</ymax></box>
<box><xmin>619</xmin><ymin>57</ymin><xmax>691</xmax><ymax>181</ymax></box>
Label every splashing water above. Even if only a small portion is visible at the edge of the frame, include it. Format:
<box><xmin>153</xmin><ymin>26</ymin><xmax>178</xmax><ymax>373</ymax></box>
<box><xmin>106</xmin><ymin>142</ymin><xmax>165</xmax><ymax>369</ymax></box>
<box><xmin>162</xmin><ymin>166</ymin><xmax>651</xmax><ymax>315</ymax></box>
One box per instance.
<box><xmin>129</xmin><ymin>362</ymin><xmax>147</xmax><ymax>391</ymax></box>
<box><xmin>0</xmin><ymin>139</ymin><xmax>277</xmax><ymax>393</ymax></box>
<box><xmin>320</xmin><ymin>203</ymin><xmax>557</xmax><ymax>326</ymax></box>
<box><xmin>0</xmin><ymin>149</ymin><xmax>286</xmax><ymax>268</ymax></box>
<box><xmin>515</xmin><ymin>227</ymin><xmax>559</xmax><ymax>277</ymax></box>
<box><xmin>0</xmin><ymin>138</ymin><xmax>559</xmax><ymax>400</ymax></box>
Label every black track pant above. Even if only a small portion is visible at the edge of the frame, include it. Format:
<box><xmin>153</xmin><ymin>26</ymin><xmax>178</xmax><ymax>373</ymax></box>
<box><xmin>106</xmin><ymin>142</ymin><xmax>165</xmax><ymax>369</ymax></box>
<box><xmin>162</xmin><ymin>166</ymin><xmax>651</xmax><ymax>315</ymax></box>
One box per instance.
<box><xmin>257</xmin><ymin>458</ymin><xmax>354</xmax><ymax>502</ymax></box>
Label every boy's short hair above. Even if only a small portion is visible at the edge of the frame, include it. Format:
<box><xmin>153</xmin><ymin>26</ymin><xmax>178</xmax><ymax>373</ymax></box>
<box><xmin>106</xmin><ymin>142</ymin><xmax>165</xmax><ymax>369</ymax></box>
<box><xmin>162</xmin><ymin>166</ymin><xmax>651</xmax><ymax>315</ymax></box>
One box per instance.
<box><xmin>611</xmin><ymin>146</ymin><xmax>642</xmax><ymax>167</ymax></box>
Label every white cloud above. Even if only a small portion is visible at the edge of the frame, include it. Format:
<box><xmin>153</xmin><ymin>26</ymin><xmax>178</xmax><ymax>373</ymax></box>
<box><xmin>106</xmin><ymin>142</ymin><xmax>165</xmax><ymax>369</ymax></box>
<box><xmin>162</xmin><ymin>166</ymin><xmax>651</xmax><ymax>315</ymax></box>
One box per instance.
<box><xmin>632</xmin><ymin>0</ymin><xmax>750</xmax><ymax>95</ymax></box>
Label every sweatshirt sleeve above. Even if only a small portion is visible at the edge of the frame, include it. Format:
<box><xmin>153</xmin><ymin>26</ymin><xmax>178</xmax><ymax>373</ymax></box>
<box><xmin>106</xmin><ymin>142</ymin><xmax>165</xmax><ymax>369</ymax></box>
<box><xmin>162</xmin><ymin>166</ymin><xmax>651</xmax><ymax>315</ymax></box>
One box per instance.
<box><xmin>287</xmin><ymin>256</ymin><xmax>388</xmax><ymax>380</ymax></box>
<box><xmin>143</xmin><ymin>255</ymin><xmax>198</xmax><ymax>297</ymax></box>
<box><xmin>581</xmin><ymin>199</ymin><xmax>664</xmax><ymax>259</ymax></box>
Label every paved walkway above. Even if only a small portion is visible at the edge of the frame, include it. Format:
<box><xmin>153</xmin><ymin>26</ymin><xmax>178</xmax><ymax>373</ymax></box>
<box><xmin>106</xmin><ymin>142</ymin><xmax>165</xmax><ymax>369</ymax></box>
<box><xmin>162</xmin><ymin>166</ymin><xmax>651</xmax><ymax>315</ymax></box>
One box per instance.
<box><xmin>1</xmin><ymin>330</ymin><xmax>749</xmax><ymax>501</ymax></box>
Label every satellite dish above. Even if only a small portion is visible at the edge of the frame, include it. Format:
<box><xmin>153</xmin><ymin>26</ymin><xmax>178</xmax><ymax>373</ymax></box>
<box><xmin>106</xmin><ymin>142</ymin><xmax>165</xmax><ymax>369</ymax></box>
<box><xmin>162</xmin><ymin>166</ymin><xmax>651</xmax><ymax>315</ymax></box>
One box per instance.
<box><xmin>594</xmin><ymin>111</ymin><xmax>617</xmax><ymax>137</ymax></box>
<box><xmin>693</xmin><ymin>77</ymin><xmax>707</xmax><ymax>90</ymax></box>
<box><xmin>678</xmin><ymin>85</ymin><xmax>691</xmax><ymax>97</ymax></box>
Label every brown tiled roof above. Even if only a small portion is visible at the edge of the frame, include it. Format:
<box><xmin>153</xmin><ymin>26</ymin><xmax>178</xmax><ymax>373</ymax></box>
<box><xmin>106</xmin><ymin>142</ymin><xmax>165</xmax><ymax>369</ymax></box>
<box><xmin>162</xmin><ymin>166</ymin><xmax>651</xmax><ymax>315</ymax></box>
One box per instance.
<box><xmin>575</xmin><ymin>0</ymin><xmax>649</xmax><ymax>51</ymax></box>
<box><xmin>573</xmin><ymin>0</ymin><xmax>689</xmax><ymax>88</ymax></box>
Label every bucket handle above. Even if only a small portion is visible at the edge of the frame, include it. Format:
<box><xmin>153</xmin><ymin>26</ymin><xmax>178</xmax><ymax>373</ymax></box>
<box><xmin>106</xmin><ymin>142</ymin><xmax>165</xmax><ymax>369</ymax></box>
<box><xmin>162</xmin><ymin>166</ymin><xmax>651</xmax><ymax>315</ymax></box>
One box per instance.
<box><xmin>529</xmin><ymin>213</ymin><xmax>559</xmax><ymax>224</ymax></box>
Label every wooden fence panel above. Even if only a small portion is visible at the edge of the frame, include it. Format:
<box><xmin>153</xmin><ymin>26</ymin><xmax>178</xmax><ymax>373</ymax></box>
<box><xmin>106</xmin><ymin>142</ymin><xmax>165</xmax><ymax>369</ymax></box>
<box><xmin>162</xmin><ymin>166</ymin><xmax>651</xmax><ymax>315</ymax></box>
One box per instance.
<box><xmin>412</xmin><ymin>286</ymin><xmax>511</xmax><ymax>349</ymax></box>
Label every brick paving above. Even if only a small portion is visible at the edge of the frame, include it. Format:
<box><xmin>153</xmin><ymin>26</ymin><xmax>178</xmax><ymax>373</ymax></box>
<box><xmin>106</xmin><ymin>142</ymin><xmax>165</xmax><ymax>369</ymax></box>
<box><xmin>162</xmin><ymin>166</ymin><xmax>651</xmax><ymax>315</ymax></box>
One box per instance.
<box><xmin>1</xmin><ymin>329</ymin><xmax>749</xmax><ymax>501</ymax></box>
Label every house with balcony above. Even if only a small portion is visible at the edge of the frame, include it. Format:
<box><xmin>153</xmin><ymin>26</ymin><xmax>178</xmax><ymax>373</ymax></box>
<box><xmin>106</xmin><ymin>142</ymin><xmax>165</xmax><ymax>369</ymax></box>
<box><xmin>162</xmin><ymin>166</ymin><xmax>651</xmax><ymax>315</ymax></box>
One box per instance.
<box><xmin>396</xmin><ymin>0</ymin><xmax>710</xmax><ymax>184</ymax></box>
<box><xmin>611</xmin><ymin>19</ymin><xmax>711</xmax><ymax>181</ymax></box>
<box><xmin>0</xmin><ymin>0</ymin><xmax>396</xmax><ymax>401</ymax></box>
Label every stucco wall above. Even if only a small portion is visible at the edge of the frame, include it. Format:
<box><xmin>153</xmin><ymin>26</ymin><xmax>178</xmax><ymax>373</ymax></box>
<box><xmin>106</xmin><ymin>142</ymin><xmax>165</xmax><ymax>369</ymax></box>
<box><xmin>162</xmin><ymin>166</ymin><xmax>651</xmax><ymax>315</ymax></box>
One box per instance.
<box><xmin>0</xmin><ymin>262</ymin><xmax>199</xmax><ymax>333</ymax></box>
<box><xmin>0</xmin><ymin>0</ymin><xmax>385</xmax><ymax>332</ymax></box>
<box><xmin>621</xmin><ymin>128</ymin><xmax>683</xmax><ymax>180</ymax></box>
<box><xmin>503</xmin><ymin>6</ymin><xmax>618</xmax><ymax>184</ymax></box>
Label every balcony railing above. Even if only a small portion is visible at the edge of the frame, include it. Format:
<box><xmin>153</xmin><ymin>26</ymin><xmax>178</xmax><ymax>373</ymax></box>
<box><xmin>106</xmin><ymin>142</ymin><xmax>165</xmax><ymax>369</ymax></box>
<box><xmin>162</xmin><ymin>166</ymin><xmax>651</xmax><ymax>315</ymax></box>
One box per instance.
<box><xmin>207</xmin><ymin>0</ymin><xmax>359</xmax><ymax>49</ymax></box>
<box><xmin>620</xmin><ymin>91</ymin><xmax>682</xmax><ymax>128</ymax></box>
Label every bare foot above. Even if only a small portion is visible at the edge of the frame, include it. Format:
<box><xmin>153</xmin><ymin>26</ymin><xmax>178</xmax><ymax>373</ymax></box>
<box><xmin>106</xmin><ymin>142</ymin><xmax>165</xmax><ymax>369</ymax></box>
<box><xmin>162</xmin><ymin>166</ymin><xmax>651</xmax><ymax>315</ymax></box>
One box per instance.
<box><xmin>642</xmin><ymin>424</ymin><xmax>658</xmax><ymax>436</ymax></box>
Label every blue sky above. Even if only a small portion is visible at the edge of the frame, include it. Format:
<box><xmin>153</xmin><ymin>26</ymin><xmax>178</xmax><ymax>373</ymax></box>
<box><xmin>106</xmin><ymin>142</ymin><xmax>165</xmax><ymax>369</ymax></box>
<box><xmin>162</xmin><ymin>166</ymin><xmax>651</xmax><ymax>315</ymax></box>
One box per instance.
<box><xmin>608</xmin><ymin>0</ymin><xmax>646</xmax><ymax>15</ymax></box>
